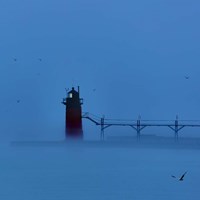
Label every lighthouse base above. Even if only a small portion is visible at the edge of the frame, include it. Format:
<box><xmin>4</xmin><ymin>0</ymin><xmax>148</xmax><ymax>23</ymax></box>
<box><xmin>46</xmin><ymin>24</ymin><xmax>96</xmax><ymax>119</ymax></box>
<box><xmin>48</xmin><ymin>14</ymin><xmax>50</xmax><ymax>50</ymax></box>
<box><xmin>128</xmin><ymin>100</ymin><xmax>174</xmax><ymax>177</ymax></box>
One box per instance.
<box><xmin>65</xmin><ymin>129</ymin><xmax>83</xmax><ymax>139</ymax></box>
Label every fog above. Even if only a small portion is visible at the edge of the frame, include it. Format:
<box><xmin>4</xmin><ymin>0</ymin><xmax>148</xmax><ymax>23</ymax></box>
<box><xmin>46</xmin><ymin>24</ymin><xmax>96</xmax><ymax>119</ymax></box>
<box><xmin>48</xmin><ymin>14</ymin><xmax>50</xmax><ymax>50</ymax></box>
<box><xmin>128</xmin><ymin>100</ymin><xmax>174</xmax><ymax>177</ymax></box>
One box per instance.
<box><xmin>0</xmin><ymin>141</ymin><xmax>199</xmax><ymax>200</ymax></box>
<box><xmin>1</xmin><ymin>2</ymin><xmax>200</xmax><ymax>199</ymax></box>
<box><xmin>0</xmin><ymin>0</ymin><xmax>200</xmax><ymax>141</ymax></box>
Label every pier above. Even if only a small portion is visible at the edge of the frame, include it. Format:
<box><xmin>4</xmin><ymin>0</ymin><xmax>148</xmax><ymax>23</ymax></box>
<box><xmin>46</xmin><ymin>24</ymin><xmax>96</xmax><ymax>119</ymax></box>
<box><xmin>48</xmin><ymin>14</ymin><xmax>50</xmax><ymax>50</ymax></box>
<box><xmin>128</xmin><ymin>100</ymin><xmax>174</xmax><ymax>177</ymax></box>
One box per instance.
<box><xmin>82</xmin><ymin>113</ymin><xmax>200</xmax><ymax>141</ymax></box>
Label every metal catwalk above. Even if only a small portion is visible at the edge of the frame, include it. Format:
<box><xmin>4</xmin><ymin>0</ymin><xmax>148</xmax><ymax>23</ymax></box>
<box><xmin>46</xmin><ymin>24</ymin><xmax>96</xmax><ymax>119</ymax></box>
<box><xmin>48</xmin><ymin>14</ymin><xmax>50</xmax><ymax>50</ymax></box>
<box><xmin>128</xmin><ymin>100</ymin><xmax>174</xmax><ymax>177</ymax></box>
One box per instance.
<box><xmin>82</xmin><ymin>112</ymin><xmax>200</xmax><ymax>141</ymax></box>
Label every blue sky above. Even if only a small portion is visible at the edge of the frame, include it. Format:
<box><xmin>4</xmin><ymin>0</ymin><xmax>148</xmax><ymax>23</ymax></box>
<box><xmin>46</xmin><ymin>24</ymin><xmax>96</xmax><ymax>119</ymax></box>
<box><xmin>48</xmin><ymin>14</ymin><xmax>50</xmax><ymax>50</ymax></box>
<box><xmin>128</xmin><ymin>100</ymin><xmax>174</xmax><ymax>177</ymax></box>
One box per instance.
<box><xmin>0</xmin><ymin>0</ymin><xmax>200</xmax><ymax>140</ymax></box>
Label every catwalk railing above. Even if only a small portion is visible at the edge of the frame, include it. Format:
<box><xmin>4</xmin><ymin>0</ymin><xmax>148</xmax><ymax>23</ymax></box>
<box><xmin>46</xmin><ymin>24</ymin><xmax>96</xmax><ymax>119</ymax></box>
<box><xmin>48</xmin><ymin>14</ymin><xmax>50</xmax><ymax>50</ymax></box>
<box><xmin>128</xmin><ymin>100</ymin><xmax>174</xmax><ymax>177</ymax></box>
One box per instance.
<box><xmin>82</xmin><ymin>112</ymin><xmax>200</xmax><ymax>141</ymax></box>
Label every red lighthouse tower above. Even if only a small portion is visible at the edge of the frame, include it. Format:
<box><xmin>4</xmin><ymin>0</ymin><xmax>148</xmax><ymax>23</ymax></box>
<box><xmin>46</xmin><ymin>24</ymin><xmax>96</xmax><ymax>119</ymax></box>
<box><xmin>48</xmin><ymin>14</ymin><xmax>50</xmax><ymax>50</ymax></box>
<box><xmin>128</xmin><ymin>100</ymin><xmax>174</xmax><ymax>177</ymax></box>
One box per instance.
<box><xmin>62</xmin><ymin>86</ymin><xmax>83</xmax><ymax>138</ymax></box>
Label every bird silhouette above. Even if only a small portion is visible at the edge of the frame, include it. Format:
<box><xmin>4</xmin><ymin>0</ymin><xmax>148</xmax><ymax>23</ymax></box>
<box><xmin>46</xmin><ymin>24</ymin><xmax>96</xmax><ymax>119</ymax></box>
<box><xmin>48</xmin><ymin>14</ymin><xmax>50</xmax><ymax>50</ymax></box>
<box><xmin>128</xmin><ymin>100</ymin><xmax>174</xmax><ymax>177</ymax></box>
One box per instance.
<box><xmin>184</xmin><ymin>76</ymin><xmax>189</xmax><ymax>79</ymax></box>
<box><xmin>171</xmin><ymin>171</ymin><xmax>187</xmax><ymax>181</ymax></box>
<box><xmin>179</xmin><ymin>171</ymin><xmax>187</xmax><ymax>181</ymax></box>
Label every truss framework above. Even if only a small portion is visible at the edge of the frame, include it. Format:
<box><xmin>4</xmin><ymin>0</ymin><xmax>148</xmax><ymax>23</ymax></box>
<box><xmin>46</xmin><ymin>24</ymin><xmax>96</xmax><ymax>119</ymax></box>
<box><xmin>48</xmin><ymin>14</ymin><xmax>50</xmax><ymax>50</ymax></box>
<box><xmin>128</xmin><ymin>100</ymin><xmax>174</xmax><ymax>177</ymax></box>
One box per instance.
<box><xmin>82</xmin><ymin>113</ymin><xmax>200</xmax><ymax>141</ymax></box>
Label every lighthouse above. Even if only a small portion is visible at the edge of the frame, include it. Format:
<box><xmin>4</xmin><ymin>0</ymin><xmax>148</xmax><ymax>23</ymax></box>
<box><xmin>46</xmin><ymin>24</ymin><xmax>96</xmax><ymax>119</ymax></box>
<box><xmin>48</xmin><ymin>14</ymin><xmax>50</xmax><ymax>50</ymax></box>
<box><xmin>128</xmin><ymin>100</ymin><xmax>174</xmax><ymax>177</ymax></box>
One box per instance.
<box><xmin>62</xmin><ymin>86</ymin><xmax>83</xmax><ymax>138</ymax></box>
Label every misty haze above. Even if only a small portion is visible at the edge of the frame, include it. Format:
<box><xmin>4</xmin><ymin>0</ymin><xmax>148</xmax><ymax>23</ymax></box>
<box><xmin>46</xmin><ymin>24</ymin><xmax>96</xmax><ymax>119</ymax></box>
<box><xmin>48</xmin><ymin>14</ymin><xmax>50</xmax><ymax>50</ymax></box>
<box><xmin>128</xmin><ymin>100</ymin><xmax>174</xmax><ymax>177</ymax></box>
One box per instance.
<box><xmin>0</xmin><ymin>0</ymin><xmax>200</xmax><ymax>199</ymax></box>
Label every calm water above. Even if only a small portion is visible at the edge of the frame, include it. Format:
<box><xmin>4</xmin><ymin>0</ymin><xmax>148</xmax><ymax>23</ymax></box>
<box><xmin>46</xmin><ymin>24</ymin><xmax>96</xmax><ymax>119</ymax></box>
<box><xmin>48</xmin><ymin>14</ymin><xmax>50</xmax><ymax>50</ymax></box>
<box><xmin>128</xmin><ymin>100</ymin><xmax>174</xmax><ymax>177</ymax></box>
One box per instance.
<box><xmin>0</xmin><ymin>140</ymin><xmax>200</xmax><ymax>200</ymax></box>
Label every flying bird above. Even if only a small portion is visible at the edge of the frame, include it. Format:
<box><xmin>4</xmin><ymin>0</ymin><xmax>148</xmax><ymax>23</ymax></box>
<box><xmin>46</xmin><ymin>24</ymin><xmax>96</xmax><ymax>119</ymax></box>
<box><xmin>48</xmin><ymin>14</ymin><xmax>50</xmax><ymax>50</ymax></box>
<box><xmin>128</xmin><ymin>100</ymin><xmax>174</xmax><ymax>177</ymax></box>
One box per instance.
<box><xmin>171</xmin><ymin>171</ymin><xmax>187</xmax><ymax>181</ymax></box>
<box><xmin>184</xmin><ymin>76</ymin><xmax>189</xmax><ymax>79</ymax></box>
<box><xmin>179</xmin><ymin>171</ymin><xmax>187</xmax><ymax>181</ymax></box>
